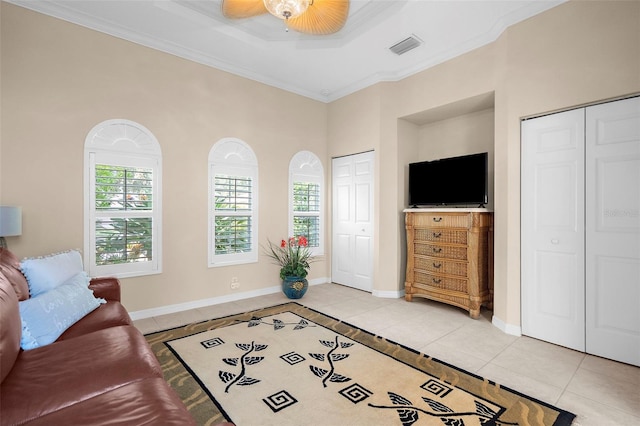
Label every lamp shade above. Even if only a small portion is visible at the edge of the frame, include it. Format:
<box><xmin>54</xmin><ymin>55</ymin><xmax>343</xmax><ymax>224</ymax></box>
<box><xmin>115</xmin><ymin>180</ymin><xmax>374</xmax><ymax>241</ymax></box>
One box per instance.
<box><xmin>0</xmin><ymin>207</ymin><xmax>22</xmax><ymax>237</ymax></box>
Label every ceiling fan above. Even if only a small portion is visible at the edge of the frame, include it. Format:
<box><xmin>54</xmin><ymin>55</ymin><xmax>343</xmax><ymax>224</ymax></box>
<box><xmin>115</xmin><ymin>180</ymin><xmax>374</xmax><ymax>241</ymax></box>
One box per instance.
<box><xmin>221</xmin><ymin>0</ymin><xmax>350</xmax><ymax>35</ymax></box>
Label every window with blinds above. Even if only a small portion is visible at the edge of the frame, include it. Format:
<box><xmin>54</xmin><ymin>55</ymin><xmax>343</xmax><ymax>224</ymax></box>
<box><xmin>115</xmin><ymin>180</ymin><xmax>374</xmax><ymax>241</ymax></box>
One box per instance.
<box><xmin>84</xmin><ymin>119</ymin><xmax>162</xmax><ymax>278</ymax></box>
<box><xmin>293</xmin><ymin>182</ymin><xmax>320</xmax><ymax>247</ymax></box>
<box><xmin>214</xmin><ymin>175</ymin><xmax>252</xmax><ymax>255</ymax></box>
<box><xmin>289</xmin><ymin>151</ymin><xmax>324</xmax><ymax>256</ymax></box>
<box><xmin>94</xmin><ymin>165</ymin><xmax>153</xmax><ymax>265</ymax></box>
<box><xmin>208</xmin><ymin>138</ymin><xmax>258</xmax><ymax>267</ymax></box>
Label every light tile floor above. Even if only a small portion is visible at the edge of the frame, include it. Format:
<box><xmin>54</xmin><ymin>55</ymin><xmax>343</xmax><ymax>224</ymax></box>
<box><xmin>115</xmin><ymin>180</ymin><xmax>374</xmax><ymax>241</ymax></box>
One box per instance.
<box><xmin>134</xmin><ymin>283</ymin><xmax>640</xmax><ymax>426</ymax></box>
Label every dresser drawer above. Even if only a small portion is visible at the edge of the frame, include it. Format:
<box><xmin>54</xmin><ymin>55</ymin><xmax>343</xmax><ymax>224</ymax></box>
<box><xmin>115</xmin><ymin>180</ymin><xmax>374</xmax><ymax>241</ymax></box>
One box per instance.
<box><xmin>414</xmin><ymin>256</ymin><xmax>468</xmax><ymax>277</ymax></box>
<box><xmin>414</xmin><ymin>228</ymin><xmax>467</xmax><ymax>245</ymax></box>
<box><xmin>411</xmin><ymin>212</ymin><xmax>471</xmax><ymax>228</ymax></box>
<box><xmin>414</xmin><ymin>242</ymin><xmax>468</xmax><ymax>260</ymax></box>
<box><xmin>415</xmin><ymin>271</ymin><xmax>468</xmax><ymax>293</ymax></box>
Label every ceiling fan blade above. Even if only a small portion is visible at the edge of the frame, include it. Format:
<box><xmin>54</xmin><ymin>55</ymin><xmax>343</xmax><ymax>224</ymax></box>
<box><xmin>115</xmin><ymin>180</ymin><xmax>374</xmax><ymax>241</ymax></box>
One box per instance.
<box><xmin>221</xmin><ymin>0</ymin><xmax>268</xmax><ymax>19</ymax></box>
<box><xmin>287</xmin><ymin>0</ymin><xmax>349</xmax><ymax>35</ymax></box>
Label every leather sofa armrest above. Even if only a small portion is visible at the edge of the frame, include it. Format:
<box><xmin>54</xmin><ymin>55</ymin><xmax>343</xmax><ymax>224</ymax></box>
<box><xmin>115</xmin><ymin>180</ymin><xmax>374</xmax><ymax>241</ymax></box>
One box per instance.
<box><xmin>89</xmin><ymin>277</ymin><xmax>121</xmax><ymax>302</ymax></box>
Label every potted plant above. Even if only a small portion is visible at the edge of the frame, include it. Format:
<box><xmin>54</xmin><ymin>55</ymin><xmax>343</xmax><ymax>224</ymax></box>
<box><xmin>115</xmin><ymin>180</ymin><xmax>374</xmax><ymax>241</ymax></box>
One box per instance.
<box><xmin>264</xmin><ymin>236</ymin><xmax>315</xmax><ymax>299</ymax></box>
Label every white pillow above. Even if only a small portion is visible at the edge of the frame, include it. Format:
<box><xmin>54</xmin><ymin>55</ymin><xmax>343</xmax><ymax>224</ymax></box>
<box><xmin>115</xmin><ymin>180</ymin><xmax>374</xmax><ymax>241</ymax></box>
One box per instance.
<box><xmin>21</xmin><ymin>250</ymin><xmax>84</xmax><ymax>297</ymax></box>
<box><xmin>19</xmin><ymin>271</ymin><xmax>106</xmax><ymax>350</ymax></box>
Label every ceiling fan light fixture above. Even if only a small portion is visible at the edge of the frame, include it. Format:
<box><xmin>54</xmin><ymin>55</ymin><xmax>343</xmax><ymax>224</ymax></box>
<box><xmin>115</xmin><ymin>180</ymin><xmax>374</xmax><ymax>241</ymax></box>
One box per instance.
<box><xmin>263</xmin><ymin>0</ymin><xmax>310</xmax><ymax>20</ymax></box>
<box><xmin>222</xmin><ymin>0</ymin><xmax>348</xmax><ymax>35</ymax></box>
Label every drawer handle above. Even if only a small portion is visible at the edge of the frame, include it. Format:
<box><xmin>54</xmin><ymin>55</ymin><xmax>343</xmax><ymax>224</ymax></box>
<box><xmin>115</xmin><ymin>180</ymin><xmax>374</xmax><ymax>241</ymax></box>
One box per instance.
<box><xmin>433</xmin><ymin>217</ymin><xmax>443</xmax><ymax>222</ymax></box>
<box><xmin>432</xmin><ymin>247</ymin><xmax>442</xmax><ymax>253</ymax></box>
<box><xmin>433</xmin><ymin>262</ymin><xmax>442</xmax><ymax>268</ymax></box>
<box><xmin>432</xmin><ymin>278</ymin><xmax>442</xmax><ymax>284</ymax></box>
<box><xmin>432</xmin><ymin>232</ymin><xmax>442</xmax><ymax>238</ymax></box>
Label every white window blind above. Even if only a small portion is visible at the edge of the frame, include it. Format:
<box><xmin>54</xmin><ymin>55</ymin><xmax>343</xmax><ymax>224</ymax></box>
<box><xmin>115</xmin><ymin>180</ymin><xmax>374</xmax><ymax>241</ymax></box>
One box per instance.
<box><xmin>94</xmin><ymin>165</ymin><xmax>154</xmax><ymax>265</ymax></box>
<box><xmin>209</xmin><ymin>139</ymin><xmax>258</xmax><ymax>267</ymax></box>
<box><xmin>214</xmin><ymin>175</ymin><xmax>253</xmax><ymax>255</ymax></box>
<box><xmin>289</xmin><ymin>151</ymin><xmax>324</xmax><ymax>256</ymax></box>
<box><xmin>293</xmin><ymin>182</ymin><xmax>320</xmax><ymax>248</ymax></box>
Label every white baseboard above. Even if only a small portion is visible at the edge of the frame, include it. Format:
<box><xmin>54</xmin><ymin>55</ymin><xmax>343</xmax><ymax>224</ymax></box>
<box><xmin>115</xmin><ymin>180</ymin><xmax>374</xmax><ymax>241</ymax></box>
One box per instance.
<box><xmin>492</xmin><ymin>315</ymin><xmax>522</xmax><ymax>336</ymax></box>
<box><xmin>129</xmin><ymin>277</ymin><xmax>328</xmax><ymax>321</ymax></box>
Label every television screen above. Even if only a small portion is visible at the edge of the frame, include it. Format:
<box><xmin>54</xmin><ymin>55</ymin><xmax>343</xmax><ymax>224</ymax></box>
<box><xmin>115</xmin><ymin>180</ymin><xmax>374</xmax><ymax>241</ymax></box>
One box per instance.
<box><xmin>409</xmin><ymin>152</ymin><xmax>488</xmax><ymax>207</ymax></box>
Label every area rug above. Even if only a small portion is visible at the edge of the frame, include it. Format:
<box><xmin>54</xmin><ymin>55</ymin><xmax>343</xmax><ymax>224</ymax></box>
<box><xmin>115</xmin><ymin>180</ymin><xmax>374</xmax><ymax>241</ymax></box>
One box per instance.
<box><xmin>145</xmin><ymin>302</ymin><xmax>576</xmax><ymax>426</ymax></box>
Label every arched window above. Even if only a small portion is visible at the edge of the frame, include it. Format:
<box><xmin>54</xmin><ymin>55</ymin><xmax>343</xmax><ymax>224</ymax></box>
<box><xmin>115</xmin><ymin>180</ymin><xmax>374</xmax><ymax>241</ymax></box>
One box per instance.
<box><xmin>84</xmin><ymin>119</ymin><xmax>162</xmax><ymax>278</ymax></box>
<box><xmin>289</xmin><ymin>151</ymin><xmax>324</xmax><ymax>256</ymax></box>
<box><xmin>209</xmin><ymin>138</ymin><xmax>259</xmax><ymax>267</ymax></box>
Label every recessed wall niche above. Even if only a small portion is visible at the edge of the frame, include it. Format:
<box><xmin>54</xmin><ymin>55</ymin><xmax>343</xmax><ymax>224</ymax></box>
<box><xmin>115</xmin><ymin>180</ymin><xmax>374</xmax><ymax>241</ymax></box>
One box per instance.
<box><xmin>400</xmin><ymin>92</ymin><xmax>495</xmax><ymax>210</ymax></box>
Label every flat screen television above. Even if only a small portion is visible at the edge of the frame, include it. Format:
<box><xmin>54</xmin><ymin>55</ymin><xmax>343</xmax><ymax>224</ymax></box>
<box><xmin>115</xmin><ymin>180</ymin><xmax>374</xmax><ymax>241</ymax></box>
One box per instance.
<box><xmin>409</xmin><ymin>152</ymin><xmax>488</xmax><ymax>207</ymax></box>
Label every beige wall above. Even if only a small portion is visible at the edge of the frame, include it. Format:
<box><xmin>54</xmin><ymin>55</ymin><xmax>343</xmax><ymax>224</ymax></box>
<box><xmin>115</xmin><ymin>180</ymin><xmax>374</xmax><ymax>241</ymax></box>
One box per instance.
<box><xmin>495</xmin><ymin>0</ymin><xmax>640</xmax><ymax>327</ymax></box>
<box><xmin>2</xmin><ymin>1</ymin><xmax>639</xmax><ymax>329</ymax></box>
<box><xmin>416</xmin><ymin>108</ymin><xmax>495</xmax><ymax>210</ymax></box>
<box><xmin>417</xmin><ymin>109</ymin><xmax>494</xmax><ymax>161</ymax></box>
<box><xmin>326</xmin><ymin>0</ymin><xmax>640</xmax><ymax>330</ymax></box>
<box><xmin>0</xmin><ymin>3</ymin><xmax>329</xmax><ymax>311</ymax></box>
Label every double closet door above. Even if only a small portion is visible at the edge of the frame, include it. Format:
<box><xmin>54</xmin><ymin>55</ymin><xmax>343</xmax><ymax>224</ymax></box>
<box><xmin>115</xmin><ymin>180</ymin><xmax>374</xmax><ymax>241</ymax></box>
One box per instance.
<box><xmin>521</xmin><ymin>96</ymin><xmax>639</xmax><ymax>366</ymax></box>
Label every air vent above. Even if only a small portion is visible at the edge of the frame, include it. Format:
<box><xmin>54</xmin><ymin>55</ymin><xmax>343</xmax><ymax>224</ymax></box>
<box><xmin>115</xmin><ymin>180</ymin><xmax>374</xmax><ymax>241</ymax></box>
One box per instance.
<box><xmin>389</xmin><ymin>35</ymin><xmax>423</xmax><ymax>56</ymax></box>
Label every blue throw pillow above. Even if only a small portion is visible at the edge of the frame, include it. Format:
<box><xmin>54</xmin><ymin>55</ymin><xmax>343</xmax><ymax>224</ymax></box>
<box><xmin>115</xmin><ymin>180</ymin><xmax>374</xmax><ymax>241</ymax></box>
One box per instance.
<box><xmin>19</xmin><ymin>272</ymin><xmax>106</xmax><ymax>350</ymax></box>
<box><xmin>21</xmin><ymin>250</ymin><xmax>84</xmax><ymax>297</ymax></box>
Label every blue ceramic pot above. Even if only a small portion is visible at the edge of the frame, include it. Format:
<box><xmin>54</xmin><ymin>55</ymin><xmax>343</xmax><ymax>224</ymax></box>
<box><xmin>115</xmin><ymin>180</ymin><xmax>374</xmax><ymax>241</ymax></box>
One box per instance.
<box><xmin>282</xmin><ymin>276</ymin><xmax>308</xmax><ymax>299</ymax></box>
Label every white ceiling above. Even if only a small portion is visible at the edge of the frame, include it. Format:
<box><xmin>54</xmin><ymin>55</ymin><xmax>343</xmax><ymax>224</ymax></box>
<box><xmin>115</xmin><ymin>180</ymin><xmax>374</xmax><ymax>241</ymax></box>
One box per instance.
<box><xmin>6</xmin><ymin>0</ymin><xmax>565</xmax><ymax>103</ymax></box>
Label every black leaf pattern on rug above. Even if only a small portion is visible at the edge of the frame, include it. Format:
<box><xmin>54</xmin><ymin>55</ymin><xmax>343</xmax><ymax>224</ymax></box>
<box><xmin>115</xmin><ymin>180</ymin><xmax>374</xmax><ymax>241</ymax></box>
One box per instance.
<box><xmin>309</xmin><ymin>365</ymin><xmax>328</xmax><ymax>378</ymax></box>
<box><xmin>236</xmin><ymin>376</ymin><xmax>260</xmax><ymax>386</ymax></box>
<box><xmin>442</xmin><ymin>418</ymin><xmax>465</xmax><ymax>426</ymax></box>
<box><xmin>330</xmin><ymin>353</ymin><xmax>349</xmax><ymax>362</ymax></box>
<box><xmin>218</xmin><ymin>370</ymin><xmax>236</xmax><ymax>384</ymax></box>
<box><xmin>218</xmin><ymin>341</ymin><xmax>267</xmax><ymax>393</ymax></box>
<box><xmin>422</xmin><ymin>397</ymin><xmax>454</xmax><ymax>413</ymax></box>
<box><xmin>243</xmin><ymin>316</ymin><xmax>317</xmax><ymax>330</ymax></box>
<box><xmin>244</xmin><ymin>356</ymin><xmax>264</xmax><ymax>366</ymax></box>
<box><xmin>273</xmin><ymin>319</ymin><xmax>285</xmax><ymax>330</ymax></box>
<box><xmin>398</xmin><ymin>409</ymin><xmax>420</xmax><ymax>426</ymax></box>
<box><xmin>389</xmin><ymin>392</ymin><xmax>413</xmax><ymax>406</ymax></box>
<box><xmin>328</xmin><ymin>372</ymin><xmax>351</xmax><ymax>383</ymax></box>
<box><xmin>222</xmin><ymin>358</ymin><xmax>239</xmax><ymax>366</ymax></box>
<box><xmin>294</xmin><ymin>319</ymin><xmax>310</xmax><ymax>330</ymax></box>
<box><xmin>309</xmin><ymin>335</ymin><xmax>353</xmax><ymax>388</ymax></box>
<box><xmin>369</xmin><ymin>391</ymin><xmax>517</xmax><ymax>425</ymax></box>
<box><xmin>475</xmin><ymin>401</ymin><xmax>497</xmax><ymax>419</ymax></box>
<box><xmin>248</xmin><ymin>317</ymin><xmax>262</xmax><ymax>327</ymax></box>
<box><xmin>309</xmin><ymin>353</ymin><xmax>325</xmax><ymax>362</ymax></box>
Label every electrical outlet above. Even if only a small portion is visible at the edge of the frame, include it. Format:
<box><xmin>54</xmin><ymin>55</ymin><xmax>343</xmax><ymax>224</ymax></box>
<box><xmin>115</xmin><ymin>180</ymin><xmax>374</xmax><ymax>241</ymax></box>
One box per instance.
<box><xmin>230</xmin><ymin>277</ymin><xmax>240</xmax><ymax>290</ymax></box>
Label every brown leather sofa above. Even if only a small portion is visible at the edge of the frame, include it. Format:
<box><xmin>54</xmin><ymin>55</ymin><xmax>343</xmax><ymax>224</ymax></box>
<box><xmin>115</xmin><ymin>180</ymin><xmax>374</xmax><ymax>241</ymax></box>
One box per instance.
<box><xmin>0</xmin><ymin>248</ymin><xmax>197</xmax><ymax>425</ymax></box>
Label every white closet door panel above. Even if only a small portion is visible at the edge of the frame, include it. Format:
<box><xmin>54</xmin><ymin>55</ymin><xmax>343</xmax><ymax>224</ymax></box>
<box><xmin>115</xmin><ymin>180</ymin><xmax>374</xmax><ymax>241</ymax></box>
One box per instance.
<box><xmin>521</xmin><ymin>109</ymin><xmax>585</xmax><ymax>351</ymax></box>
<box><xmin>353</xmin><ymin>234</ymin><xmax>373</xmax><ymax>288</ymax></box>
<box><xmin>331</xmin><ymin>152</ymin><xmax>374</xmax><ymax>292</ymax></box>
<box><xmin>332</xmin><ymin>156</ymin><xmax>355</xmax><ymax>285</ymax></box>
<box><xmin>586</xmin><ymin>97</ymin><xmax>640</xmax><ymax>366</ymax></box>
<box><xmin>334</xmin><ymin>233</ymin><xmax>352</xmax><ymax>277</ymax></box>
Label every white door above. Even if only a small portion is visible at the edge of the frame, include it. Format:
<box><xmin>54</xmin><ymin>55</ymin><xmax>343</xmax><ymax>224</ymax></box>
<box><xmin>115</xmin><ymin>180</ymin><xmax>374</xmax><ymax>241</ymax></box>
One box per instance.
<box><xmin>521</xmin><ymin>109</ymin><xmax>586</xmax><ymax>351</ymax></box>
<box><xmin>585</xmin><ymin>97</ymin><xmax>640</xmax><ymax>366</ymax></box>
<box><xmin>332</xmin><ymin>151</ymin><xmax>374</xmax><ymax>292</ymax></box>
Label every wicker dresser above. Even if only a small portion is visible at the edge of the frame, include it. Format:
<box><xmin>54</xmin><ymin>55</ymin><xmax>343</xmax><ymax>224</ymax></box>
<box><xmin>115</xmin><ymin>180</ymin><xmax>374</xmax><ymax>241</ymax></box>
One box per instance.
<box><xmin>404</xmin><ymin>209</ymin><xmax>493</xmax><ymax>318</ymax></box>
